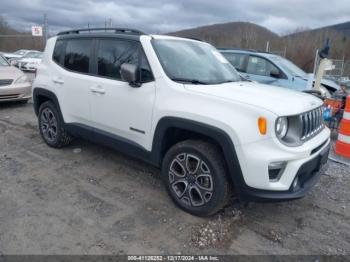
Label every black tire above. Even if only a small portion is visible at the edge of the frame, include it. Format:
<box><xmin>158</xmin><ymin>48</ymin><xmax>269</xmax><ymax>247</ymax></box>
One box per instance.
<box><xmin>161</xmin><ymin>139</ymin><xmax>230</xmax><ymax>217</ymax></box>
<box><xmin>38</xmin><ymin>101</ymin><xmax>73</xmax><ymax>148</ymax></box>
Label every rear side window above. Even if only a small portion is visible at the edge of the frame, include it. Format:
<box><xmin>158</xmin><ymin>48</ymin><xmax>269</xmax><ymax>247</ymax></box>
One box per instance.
<box><xmin>97</xmin><ymin>39</ymin><xmax>139</xmax><ymax>80</ymax></box>
<box><xmin>222</xmin><ymin>52</ymin><xmax>246</xmax><ymax>72</ymax></box>
<box><xmin>63</xmin><ymin>39</ymin><xmax>92</xmax><ymax>73</ymax></box>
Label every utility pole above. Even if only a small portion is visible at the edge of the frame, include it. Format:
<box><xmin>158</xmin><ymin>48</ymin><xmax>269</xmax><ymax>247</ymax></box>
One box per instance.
<box><xmin>266</xmin><ymin>41</ymin><xmax>270</xmax><ymax>52</ymax></box>
<box><xmin>43</xmin><ymin>13</ymin><xmax>48</xmax><ymax>47</ymax></box>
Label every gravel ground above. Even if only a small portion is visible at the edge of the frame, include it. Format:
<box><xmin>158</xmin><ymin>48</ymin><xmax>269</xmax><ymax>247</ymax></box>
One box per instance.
<box><xmin>0</xmin><ymin>101</ymin><xmax>349</xmax><ymax>255</ymax></box>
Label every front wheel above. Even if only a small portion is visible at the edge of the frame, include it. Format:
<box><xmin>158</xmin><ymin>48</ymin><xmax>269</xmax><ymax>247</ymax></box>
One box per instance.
<box><xmin>161</xmin><ymin>140</ymin><xmax>230</xmax><ymax>217</ymax></box>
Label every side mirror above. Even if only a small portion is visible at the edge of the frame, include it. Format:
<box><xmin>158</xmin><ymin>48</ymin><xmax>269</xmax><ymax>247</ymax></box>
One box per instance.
<box><xmin>270</xmin><ymin>68</ymin><xmax>280</xmax><ymax>78</ymax></box>
<box><xmin>120</xmin><ymin>63</ymin><xmax>140</xmax><ymax>87</ymax></box>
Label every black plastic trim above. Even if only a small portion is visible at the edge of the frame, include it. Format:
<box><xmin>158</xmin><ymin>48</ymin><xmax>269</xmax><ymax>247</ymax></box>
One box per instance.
<box><xmin>32</xmin><ymin>88</ymin><xmax>62</xmax><ymax>117</ymax></box>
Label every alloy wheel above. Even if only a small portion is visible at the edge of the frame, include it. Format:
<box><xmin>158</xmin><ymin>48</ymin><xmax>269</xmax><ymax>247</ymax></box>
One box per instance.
<box><xmin>40</xmin><ymin>108</ymin><xmax>58</xmax><ymax>143</ymax></box>
<box><xmin>168</xmin><ymin>153</ymin><xmax>213</xmax><ymax>207</ymax></box>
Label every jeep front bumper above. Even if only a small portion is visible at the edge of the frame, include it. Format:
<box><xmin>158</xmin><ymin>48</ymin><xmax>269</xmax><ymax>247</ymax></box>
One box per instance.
<box><xmin>234</xmin><ymin>127</ymin><xmax>331</xmax><ymax>201</ymax></box>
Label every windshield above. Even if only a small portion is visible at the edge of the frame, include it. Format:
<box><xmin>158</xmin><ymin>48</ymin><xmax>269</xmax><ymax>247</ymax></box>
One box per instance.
<box><xmin>0</xmin><ymin>55</ymin><xmax>9</xmax><ymax>66</ymax></box>
<box><xmin>268</xmin><ymin>55</ymin><xmax>307</xmax><ymax>77</ymax></box>
<box><xmin>152</xmin><ymin>39</ymin><xmax>240</xmax><ymax>84</ymax></box>
<box><xmin>24</xmin><ymin>52</ymin><xmax>42</xmax><ymax>59</ymax></box>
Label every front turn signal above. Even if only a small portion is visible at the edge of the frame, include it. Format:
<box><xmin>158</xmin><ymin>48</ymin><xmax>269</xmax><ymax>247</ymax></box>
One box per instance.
<box><xmin>258</xmin><ymin>117</ymin><xmax>267</xmax><ymax>135</ymax></box>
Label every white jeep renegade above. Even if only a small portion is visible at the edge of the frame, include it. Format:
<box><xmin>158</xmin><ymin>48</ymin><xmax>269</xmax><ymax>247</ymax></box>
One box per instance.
<box><xmin>33</xmin><ymin>28</ymin><xmax>331</xmax><ymax>216</ymax></box>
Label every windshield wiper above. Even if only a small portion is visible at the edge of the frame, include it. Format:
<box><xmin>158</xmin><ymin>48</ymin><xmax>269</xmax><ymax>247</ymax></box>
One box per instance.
<box><xmin>171</xmin><ymin>78</ymin><xmax>210</xmax><ymax>85</ymax></box>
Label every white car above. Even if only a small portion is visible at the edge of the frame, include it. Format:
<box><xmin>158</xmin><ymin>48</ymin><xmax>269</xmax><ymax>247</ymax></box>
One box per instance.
<box><xmin>33</xmin><ymin>28</ymin><xmax>330</xmax><ymax>216</ymax></box>
<box><xmin>18</xmin><ymin>52</ymin><xmax>43</xmax><ymax>71</ymax></box>
<box><xmin>2</xmin><ymin>49</ymin><xmax>31</xmax><ymax>60</ymax></box>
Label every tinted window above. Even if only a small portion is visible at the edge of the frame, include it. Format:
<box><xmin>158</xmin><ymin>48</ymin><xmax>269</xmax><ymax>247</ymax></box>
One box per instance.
<box><xmin>140</xmin><ymin>50</ymin><xmax>153</xmax><ymax>82</ymax></box>
<box><xmin>246</xmin><ymin>56</ymin><xmax>278</xmax><ymax>77</ymax></box>
<box><xmin>97</xmin><ymin>39</ymin><xmax>139</xmax><ymax>80</ymax></box>
<box><xmin>53</xmin><ymin>40</ymin><xmax>65</xmax><ymax>65</ymax></box>
<box><xmin>64</xmin><ymin>39</ymin><xmax>92</xmax><ymax>73</ymax></box>
<box><xmin>222</xmin><ymin>53</ymin><xmax>246</xmax><ymax>72</ymax></box>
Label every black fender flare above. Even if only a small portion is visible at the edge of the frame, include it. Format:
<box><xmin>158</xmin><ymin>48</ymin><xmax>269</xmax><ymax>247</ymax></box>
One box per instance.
<box><xmin>151</xmin><ymin>117</ymin><xmax>246</xmax><ymax>194</ymax></box>
<box><xmin>33</xmin><ymin>88</ymin><xmax>63</xmax><ymax>118</ymax></box>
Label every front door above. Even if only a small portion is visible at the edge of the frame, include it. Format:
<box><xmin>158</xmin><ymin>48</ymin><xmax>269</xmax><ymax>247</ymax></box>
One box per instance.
<box><xmin>89</xmin><ymin>38</ymin><xmax>156</xmax><ymax>149</ymax></box>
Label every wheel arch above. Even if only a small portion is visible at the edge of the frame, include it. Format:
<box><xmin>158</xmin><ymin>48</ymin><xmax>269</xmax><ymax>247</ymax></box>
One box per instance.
<box><xmin>151</xmin><ymin>117</ymin><xmax>245</xmax><ymax>192</ymax></box>
<box><xmin>33</xmin><ymin>87</ymin><xmax>63</xmax><ymax>119</ymax></box>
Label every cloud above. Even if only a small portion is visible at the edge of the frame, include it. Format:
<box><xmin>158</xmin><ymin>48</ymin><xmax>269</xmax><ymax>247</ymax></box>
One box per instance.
<box><xmin>1</xmin><ymin>0</ymin><xmax>350</xmax><ymax>35</ymax></box>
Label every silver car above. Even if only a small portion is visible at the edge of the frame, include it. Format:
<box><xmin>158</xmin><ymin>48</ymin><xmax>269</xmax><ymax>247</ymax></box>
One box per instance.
<box><xmin>0</xmin><ymin>55</ymin><xmax>31</xmax><ymax>103</ymax></box>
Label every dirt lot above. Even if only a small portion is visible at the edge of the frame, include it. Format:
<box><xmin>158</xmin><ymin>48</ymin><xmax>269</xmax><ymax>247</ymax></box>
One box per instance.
<box><xmin>0</xmin><ymin>101</ymin><xmax>349</xmax><ymax>255</ymax></box>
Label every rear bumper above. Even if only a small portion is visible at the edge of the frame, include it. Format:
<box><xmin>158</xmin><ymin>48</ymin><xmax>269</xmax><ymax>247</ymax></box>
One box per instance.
<box><xmin>240</xmin><ymin>142</ymin><xmax>330</xmax><ymax>202</ymax></box>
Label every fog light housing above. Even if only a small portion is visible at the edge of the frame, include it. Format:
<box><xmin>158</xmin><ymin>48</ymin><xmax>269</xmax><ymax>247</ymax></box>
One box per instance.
<box><xmin>268</xmin><ymin>161</ymin><xmax>286</xmax><ymax>181</ymax></box>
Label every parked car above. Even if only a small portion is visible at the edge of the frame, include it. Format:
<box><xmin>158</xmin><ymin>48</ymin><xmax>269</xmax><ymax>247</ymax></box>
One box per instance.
<box><xmin>33</xmin><ymin>28</ymin><xmax>330</xmax><ymax>216</ymax></box>
<box><xmin>220</xmin><ymin>49</ymin><xmax>340</xmax><ymax>97</ymax></box>
<box><xmin>18</xmin><ymin>51</ymin><xmax>43</xmax><ymax>71</ymax></box>
<box><xmin>0</xmin><ymin>54</ymin><xmax>32</xmax><ymax>103</ymax></box>
<box><xmin>2</xmin><ymin>49</ymin><xmax>31</xmax><ymax>60</ymax></box>
<box><xmin>2</xmin><ymin>49</ymin><xmax>38</xmax><ymax>65</ymax></box>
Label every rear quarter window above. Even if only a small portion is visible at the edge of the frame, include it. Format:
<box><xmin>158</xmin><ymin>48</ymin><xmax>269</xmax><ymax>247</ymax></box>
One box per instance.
<box><xmin>53</xmin><ymin>40</ymin><xmax>65</xmax><ymax>65</ymax></box>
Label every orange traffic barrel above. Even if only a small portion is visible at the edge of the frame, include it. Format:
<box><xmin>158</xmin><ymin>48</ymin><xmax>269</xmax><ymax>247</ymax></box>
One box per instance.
<box><xmin>335</xmin><ymin>95</ymin><xmax>350</xmax><ymax>158</ymax></box>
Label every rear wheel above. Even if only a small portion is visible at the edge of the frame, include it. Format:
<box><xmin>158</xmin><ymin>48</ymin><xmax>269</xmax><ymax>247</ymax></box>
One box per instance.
<box><xmin>161</xmin><ymin>140</ymin><xmax>230</xmax><ymax>217</ymax></box>
<box><xmin>38</xmin><ymin>101</ymin><xmax>73</xmax><ymax>148</ymax></box>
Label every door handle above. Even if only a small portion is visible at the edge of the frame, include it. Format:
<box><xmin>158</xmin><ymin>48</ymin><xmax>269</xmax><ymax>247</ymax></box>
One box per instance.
<box><xmin>52</xmin><ymin>77</ymin><xmax>64</xmax><ymax>84</ymax></box>
<box><xmin>90</xmin><ymin>86</ymin><xmax>106</xmax><ymax>94</ymax></box>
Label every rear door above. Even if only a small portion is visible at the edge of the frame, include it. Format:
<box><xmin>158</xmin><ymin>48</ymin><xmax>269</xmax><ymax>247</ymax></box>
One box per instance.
<box><xmin>51</xmin><ymin>37</ymin><xmax>94</xmax><ymax>125</ymax></box>
<box><xmin>89</xmin><ymin>38</ymin><xmax>156</xmax><ymax>149</ymax></box>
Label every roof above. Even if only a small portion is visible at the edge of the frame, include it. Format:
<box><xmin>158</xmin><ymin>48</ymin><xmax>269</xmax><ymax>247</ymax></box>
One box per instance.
<box><xmin>219</xmin><ymin>48</ymin><xmax>278</xmax><ymax>58</ymax></box>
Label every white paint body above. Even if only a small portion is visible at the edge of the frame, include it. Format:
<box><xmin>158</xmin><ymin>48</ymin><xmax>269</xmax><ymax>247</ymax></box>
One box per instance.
<box><xmin>33</xmin><ymin>34</ymin><xmax>331</xmax><ymax>191</ymax></box>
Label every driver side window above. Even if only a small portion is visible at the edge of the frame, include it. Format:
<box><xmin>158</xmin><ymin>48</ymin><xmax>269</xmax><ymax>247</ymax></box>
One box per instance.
<box><xmin>246</xmin><ymin>56</ymin><xmax>279</xmax><ymax>77</ymax></box>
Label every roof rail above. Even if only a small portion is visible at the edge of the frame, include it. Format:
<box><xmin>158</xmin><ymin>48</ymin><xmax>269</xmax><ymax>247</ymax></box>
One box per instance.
<box><xmin>57</xmin><ymin>28</ymin><xmax>146</xmax><ymax>36</ymax></box>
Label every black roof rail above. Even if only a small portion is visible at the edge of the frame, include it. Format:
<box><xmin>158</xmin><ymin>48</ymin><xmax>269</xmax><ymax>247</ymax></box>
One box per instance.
<box><xmin>57</xmin><ymin>27</ymin><xmax>146</xmax><ymax>36</ymax></box>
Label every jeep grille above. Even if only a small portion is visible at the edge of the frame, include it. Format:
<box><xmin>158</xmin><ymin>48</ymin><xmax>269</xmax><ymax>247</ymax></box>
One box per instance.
<box><xmin>300</xmin><ymin>107</ymin><xmax>324</xmax><ymax>141</ymax></box>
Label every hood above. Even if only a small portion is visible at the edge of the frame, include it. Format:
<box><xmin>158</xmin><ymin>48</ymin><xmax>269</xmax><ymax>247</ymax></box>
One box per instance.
<box><xmin>0</xmin><ymin>66</ymin><xmax>24</xmax><ymax>80</ymax></box>
<box><xmin>19</xmin><ymin>58</ymin><xmax>41</xmax><ymax>63</ymax></box>
<box><xmin>302</xmin><ymin>73</ymin><xmax>340</xmax><ymax>91</ymax></box>
<box><xmin>3</xmin><ymin>53</ymin><xmax>22</xmax><ymax>59</ymax></box>
<box><xmin>185</xmin><ymin>81</ymin><xmax>323</xmax><ymax>116</ymax></box>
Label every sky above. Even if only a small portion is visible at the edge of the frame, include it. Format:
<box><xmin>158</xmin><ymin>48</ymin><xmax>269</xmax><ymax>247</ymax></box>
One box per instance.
<box><xmin>1</xmin><ymin>0</ymin><xmax>350</xmax><ymax>35</ymax></box>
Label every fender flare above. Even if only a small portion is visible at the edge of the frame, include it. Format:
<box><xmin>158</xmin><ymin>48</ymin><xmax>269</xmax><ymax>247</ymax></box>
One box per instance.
<box><xmin>33</xmin><ymin>88</ymin><xmax>63</xmax><ymax>118</ymax></box>
<box><xmin>151</xmin><ymin>117</ymin><xmax>246</xmax><ymax>193</ymax></box>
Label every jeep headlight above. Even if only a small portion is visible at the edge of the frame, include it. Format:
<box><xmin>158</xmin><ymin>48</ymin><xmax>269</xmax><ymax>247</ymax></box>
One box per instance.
<box><xmin>14</xmin><ymin>75</ymin><xmax>30</xmax><ymax>84</ymax></box>
<box><xmin>275</xmin><ymin>117</ymin><xmax>288</xmax><ymax>139</ymax></box>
